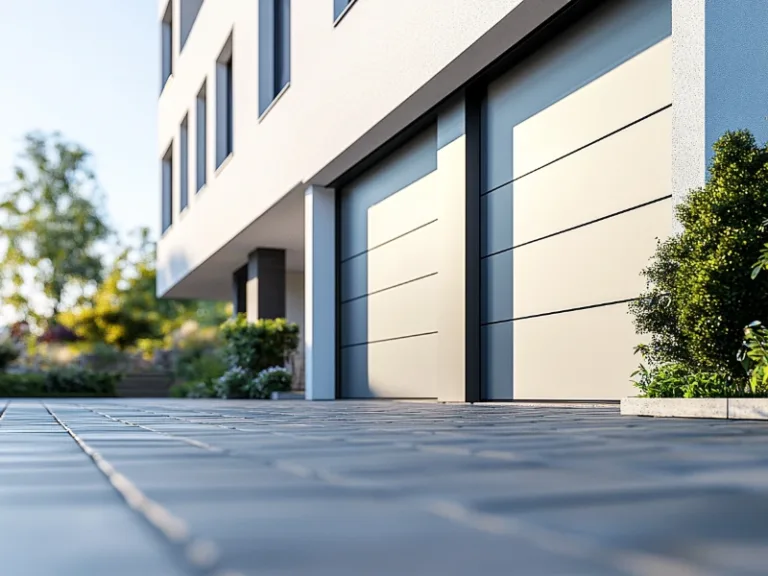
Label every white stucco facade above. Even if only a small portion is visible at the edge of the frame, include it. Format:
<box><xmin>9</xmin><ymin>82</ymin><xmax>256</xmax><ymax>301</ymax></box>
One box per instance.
<box><xmin>157</xmin><ymin>0</ymin><xmax>768</xmax><ymax>401</ymax></box>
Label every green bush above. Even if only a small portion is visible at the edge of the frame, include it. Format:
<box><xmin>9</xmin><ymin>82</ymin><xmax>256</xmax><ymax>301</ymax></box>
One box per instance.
<box><xmin>631</xmin><ymin>359</ymin><xmax>743</xmax><ymax>398</ymax></box>
<box><xmin>174</xmin><ymin>342</ymin><xmax>227</xmax><ymax>384</ymax></box>
<box><xmin>212</xmin><ymin>366</ymin><xmax>253</xmax><ymax>399</ymax></box>
<box><xmin>738</xmin><ymin>321</ymin><xmax>768</xmax><ymax>395</ymax></box>
<box><xmin>0</xmin><ymin>373</ymin><xmax>46</xmax><ymax>396</ymax></box>
<box><xmin>170</xmin><ymin>381</ymin><xmax>215</xmax><ymax>399</ymax></box>
<box><xmin>0</xmin><ymin>340</ymin><xmax>20</xmax><ymax>372</ymax></box>
<box><xmin>630</xmin><ymin>130</ymin><xmax>768</xmax><ymax>379</ymax></box>
<box><xmin>243</xmin><ymin>366</ymin><xmax>293</xmax><ymax>399</ymax></box>
<box><xmin>0</xmin><ymin>367</ymin><xmax>119</xmax><ymax>397</ymax></box>
<box><xmin>220</xmin><ymin>315</ymin><xmax>300</xmax><ymax>375</ymax></box>
<box><xmin>170</xmin><ymin>316</ymin><xmax>299</xmax><ymax>399</ymax></box>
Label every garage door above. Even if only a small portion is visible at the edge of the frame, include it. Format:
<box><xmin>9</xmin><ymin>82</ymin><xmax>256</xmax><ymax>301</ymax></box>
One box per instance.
<box><xmin>339</xmin><ymin>127</ymin><xmax>439</xmax><ymax>398</ymax></box>
<box><xmin>480</xmin><ymin>0</ymin><xmax>673</xmax><ymax>400</ymax></box>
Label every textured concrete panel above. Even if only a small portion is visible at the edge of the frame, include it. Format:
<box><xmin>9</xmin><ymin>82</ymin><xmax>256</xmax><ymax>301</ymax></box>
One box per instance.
<box><xmin>621</xmin><ymin>398</ymin><xmax>728</xmax><ymax>419</ymax></box>
<box><xmin>728</xmin><ymin>399</ymin><xmax>768</xmax><ymax>420</ymax></box>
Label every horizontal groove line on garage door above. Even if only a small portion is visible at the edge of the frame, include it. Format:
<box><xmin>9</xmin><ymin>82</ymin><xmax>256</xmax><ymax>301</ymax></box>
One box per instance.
<box><xmin>341</xmin><ymin>272</ymin><xmax>438</xmax><ymax>304</ymax></box>
<box><xmin>341</xmin><ymin>331</ymin><xmax>438</xmax><ymax>349</ymax></box>
<box><xmin>340</xmin><ymin>219</ymin><xmax>438</xmax><ymax>264</ymax></box>
<box><xmin>482</xmin><ymin>297</ymin><xmax>638</xmax><ymax>327</ymax></box>
<box><xmin>482</xmin><ymin>194</ymin><xmax>672</xmax><ymax>260</ymax></box>
<box><xmin>480</xmin><ymin>103</ymin><xmax>673</xmax><ymax>198</ymax></box>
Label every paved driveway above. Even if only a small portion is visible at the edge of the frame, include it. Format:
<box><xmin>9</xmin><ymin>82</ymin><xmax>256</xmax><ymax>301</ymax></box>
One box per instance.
<box><xmin>2</xmin><ymin>400</ymin><xmax>768</xmax><ymax>575</ymax></box>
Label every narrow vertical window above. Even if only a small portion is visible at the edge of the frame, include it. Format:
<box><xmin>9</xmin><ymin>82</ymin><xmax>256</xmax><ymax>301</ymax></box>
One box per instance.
<box><xmin>259</xmin><ymin>0</ymin><xmax>290</xmax><ymax>116</ymax></box>
<box><xmin>334</xmin><ymin>0</ymin><xmax>355</xmax><ymax>22</ymax></box>
<box><xmin>161</xmin><ymin>2</ymin><xmax>173</xmax><ymax>88</ymax></box>
<box><xmin>180</xmin><ymin>0</ymin><xmax>204</xmax><ymax>50</ymax></box>
<box><xmin>274</xmin><ymin>0</ymin><xmax>290</xmax><ymax>95</ymax></box>
<box><xmin>179</xmin><ymin>116</ymin><xmax>189</xmax><ymax>211</ymax></box>
<box><xmin>162</xmin><ymin>144</ymin><xmax>173</xmax><ymax>233</ymax></box>
<box><xmin>216</xmin><ymin>35</ymin><xmax>234</xmax><ymax>167</ymax></box>
<box><xmin>226</xmin><ymin>58</ymin><xmax>233</xmax><ymax>155</ymax></box>
<box><xmin>196</xmin><ymin>82</ymin><xmax>207</xmax><ymax>191</ymax></box>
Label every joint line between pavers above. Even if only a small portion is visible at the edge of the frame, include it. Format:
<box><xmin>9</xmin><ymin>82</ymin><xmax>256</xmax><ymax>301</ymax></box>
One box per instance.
<box><xmin>43</xmin><ymin>403</ymin><xmax>234</xmax><ymax>576</ymax></box>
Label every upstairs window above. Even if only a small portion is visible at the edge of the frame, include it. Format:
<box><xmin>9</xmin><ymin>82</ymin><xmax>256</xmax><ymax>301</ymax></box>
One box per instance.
<box><xmin>216</xmin><ymin>35</ymin><xmax>234</xmax><ymax>167</ymax></box>
<box><xmin>180</xmin><ymin>0</ymin><xmax>204</xmax><ymax>50</ymax></box>
<box><xmin>161</xmin><ymin>144</ymin><xmax>173</xmax><ymax>233</ymax></box>
<box><xmin>180</xmin><ymin>115</ymin><xmax>189</xmax><ymax>211</ymax></box>
<box><xmin>196</xmin><ymin>82</ymin><xmax>207</xmax><ymax>191</ymax></box>
<box><xmin>334</xmin><ymin>0</ymin><xmax>357</xmax><ymax>23</ymax></box>
<box><xmin>259</xmin><ymin>0</ymin><xmax>291</xmax><ymax>116</ymax></box>
<box><xmin>161</xmin><ymin>1</ymin><xmax>173</xmax><ymax>89</ymax></box>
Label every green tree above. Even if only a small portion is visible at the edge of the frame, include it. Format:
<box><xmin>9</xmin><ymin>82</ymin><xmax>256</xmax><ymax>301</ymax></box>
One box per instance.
<box><xmin>61</xmin><ymin>227</ymin><xmax>230</xmax><ymax>351</ymax></box>
<box><xmin>0</xmin><ymin>132</ymin><xmax>110</xmax><ymax>326</ymax></box>
<box><xmin>630</xmin><ymin>130</ymin><xmax>768</xmax><ymax>377</ymax></box>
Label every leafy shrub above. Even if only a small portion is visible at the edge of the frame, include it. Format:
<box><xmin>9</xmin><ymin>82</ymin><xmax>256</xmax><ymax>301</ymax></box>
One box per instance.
<box><xmin>213</xmin><ymin>366</ymin><xmax>253</xmax><ymax>399</ymax></box>
<box><xmin>630</xmin><ymin>130</ymin><xmax>768</xmax><ymax>378</ymax></box>
<box><xmin>174</xmin><ymin>341</ymin><xmax>227</xmax><ymax>384</ymax></box>
<box><xmin>0</xmin><ymin>373</ymin><xmax>46</xmax><ymax>396</ymax></box>
<box><xmin>631</xmin><ymin>352</ymin><xmax>743</xmax><ymax>398</ymax></box>
<box><xmin>220</xmin><ymin>315</ymin><xmax>299</xmax><ymax>376</ymax></box>
<box><xmin>170</xmin><ymin>381</ymin><xmax>216</xmax><ymax>399</ymax></box>
<box><xmin>43</xmin><ymin>367</ymin><xmax>120</xmax><ymax>396</ymax></box>
<box><xmin>243</xmin><ymin>366</ymin><xmax>293</xmax><ymax>399</ymax></box>
<box><xmin>738</xmin><ymin>321</ymin><xmax>768</xmax><ymax>395</ymax></box>
<box><xmin>169</xmin><ymin>316</ymin><xmax>299</xmax><ymax>399</ymax></box>
<box><xmin>0</xmin><ymin>340</ymin><xmax>20</xmax><ymax>372</ymax></box>
<box><xmin>0</xmin><ymin>368</ymin><xmax>119</xmax><ymax>397</ymax></box>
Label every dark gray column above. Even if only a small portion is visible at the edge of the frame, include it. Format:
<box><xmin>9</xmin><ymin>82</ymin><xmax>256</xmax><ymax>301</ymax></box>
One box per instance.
<box><xmin>246</xmin><ymin>248</ymin><xmax>286</xmax><ymax>321</ymax></box>
<box><xmin>232</xmin><ymin>265</ymin><xmax>247</xmax><ymax>317</ymax></box>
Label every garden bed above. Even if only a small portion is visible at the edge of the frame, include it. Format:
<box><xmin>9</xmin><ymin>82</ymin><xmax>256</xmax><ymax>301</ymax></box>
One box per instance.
<box><xmin>621</xmin><ymin>397</ymin><xmax>768</xmax><ymax>420</ymax></box>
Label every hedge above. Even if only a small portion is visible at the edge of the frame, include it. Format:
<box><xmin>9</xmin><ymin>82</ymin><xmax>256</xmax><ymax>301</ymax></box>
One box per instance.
<box><xmin>0</xmin><ymin>368</ymin><xmax>120</xmax><ymax>398</ymax></box>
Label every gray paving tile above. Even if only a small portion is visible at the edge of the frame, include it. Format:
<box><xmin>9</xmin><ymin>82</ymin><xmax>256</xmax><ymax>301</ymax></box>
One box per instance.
<box><xmin>6</xmin><ymin>398</ymin><xmax>768</xmax><ymax>574</ymax></box>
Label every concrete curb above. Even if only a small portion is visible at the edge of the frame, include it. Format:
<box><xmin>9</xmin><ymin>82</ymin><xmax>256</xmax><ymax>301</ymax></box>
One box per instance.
<box><xmin>621</xmin><ymin>397</ymin><xmax>768</xmax><ymax>420</ymax></box>
<box><xmin>270</xmin><ymin>392</ymin><xmax>305</xmax><ymax>400</ymax></box>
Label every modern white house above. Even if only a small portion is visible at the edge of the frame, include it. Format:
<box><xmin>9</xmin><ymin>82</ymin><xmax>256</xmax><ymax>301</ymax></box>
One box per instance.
<box><xmin>157</xmin><ymin>0</ymin><xmax>768</xmax><ymax>402</ymax></box>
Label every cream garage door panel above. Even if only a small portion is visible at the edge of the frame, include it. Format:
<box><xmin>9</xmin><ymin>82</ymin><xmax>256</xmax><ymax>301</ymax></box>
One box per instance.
<box><xmin>483</xmin><ymin>0</ymin><xmax>671</xmax><ymax>192</ymax></box>
<box><xmin>340</xmin><ymin>221</ymin><xmax>439</xmax><ymax>301</ymax></box>
<box><xmin>482</xmin><ymin>109</ymin><xmax>671</xmax><ymax>255</ymax></box>
<box><xmin>519</xmin><ymin>110</ymin><xmax>671</xmax><ymax>246</ymax></box>
<box><xmin>341</xmin><ymin>334</ymin><xmax>439</xmax><ymax>399</ymax></box>
<box><xmin>339</xmin><ymin>125</ymin><xmax>439</xmax><ymax>398</ymax></box>
<box><xmin>365</xmin><ymin>171</ymin><xmax>438</xmax><ymax>250</ymax></box>
<box><xmin>511</xmin><ymin>37</ymin><xmax>671</xmax><ymax>178</ymax></box>
<box><xmin>341</xmin><ymin>126</ymin><xmax>437</xmax><ymax>260</ymax></box>
<box><xmin>341</xmin><ymin>274</ymin><xmax>439</xmax><ymax>346</ymax></box>
<box><xmin>511</xmin><ymin>199</ymin><xmax>671</xmax><ymax>319</ymax></box>
<box><xmin>512</xmin><ymin>303</ymin><xmax>642</xmax><ymax>400</ymax></box>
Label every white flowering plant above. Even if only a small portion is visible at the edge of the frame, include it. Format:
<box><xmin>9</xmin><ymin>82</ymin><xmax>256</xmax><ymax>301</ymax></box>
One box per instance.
<box><xmin>243</xmin><ymin>366</ymin><xmax>293</xmax><ymax>399</ymax></box>
<box><xmin>213</xmin><ymin>365</ymin><xmax>253</xmax><ymax>399</ymax></box>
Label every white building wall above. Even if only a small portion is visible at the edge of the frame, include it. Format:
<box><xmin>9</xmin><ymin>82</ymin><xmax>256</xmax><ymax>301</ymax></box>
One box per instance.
<box><xmin>155</xmin><ymin>0</ymin><xmax>575</xmax><ymax>296</ymax></box>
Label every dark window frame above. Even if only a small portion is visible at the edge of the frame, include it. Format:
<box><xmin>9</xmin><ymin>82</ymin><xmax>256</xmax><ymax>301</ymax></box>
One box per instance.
<box><xmin>179</xmin><ymin>115</ymin><xmax>189</xmax><ymax>211</ymax></box>
<box><xmin>333</xmin><ymin>0</ymin><xmax>357</xmax><ymax>24</ymax></box>
<box><xmin>274</xmin><ymin>0</ymin><xmax>290</xmax><ymax>96</ymax></box>
<box><xmin>161</xmin><ymin>1</ymin><xmax>173</xmax><ymax>90</ymax></box>
<box><xmin>196</xmin><ymin>82</ymin><xmax>207</xmax><ymax>191</ymax></box>
<box><xmin>161</xmin><ymin>144</ymin><xmax>174</xmax><ymax>234</ymax></box>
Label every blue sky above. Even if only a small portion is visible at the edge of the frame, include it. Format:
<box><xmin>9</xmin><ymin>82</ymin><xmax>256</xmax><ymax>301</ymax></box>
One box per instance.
<box><xmin>0</xmin><ymin>0</ymin><xmax>158</xmax><ymax>239</ymax></box>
